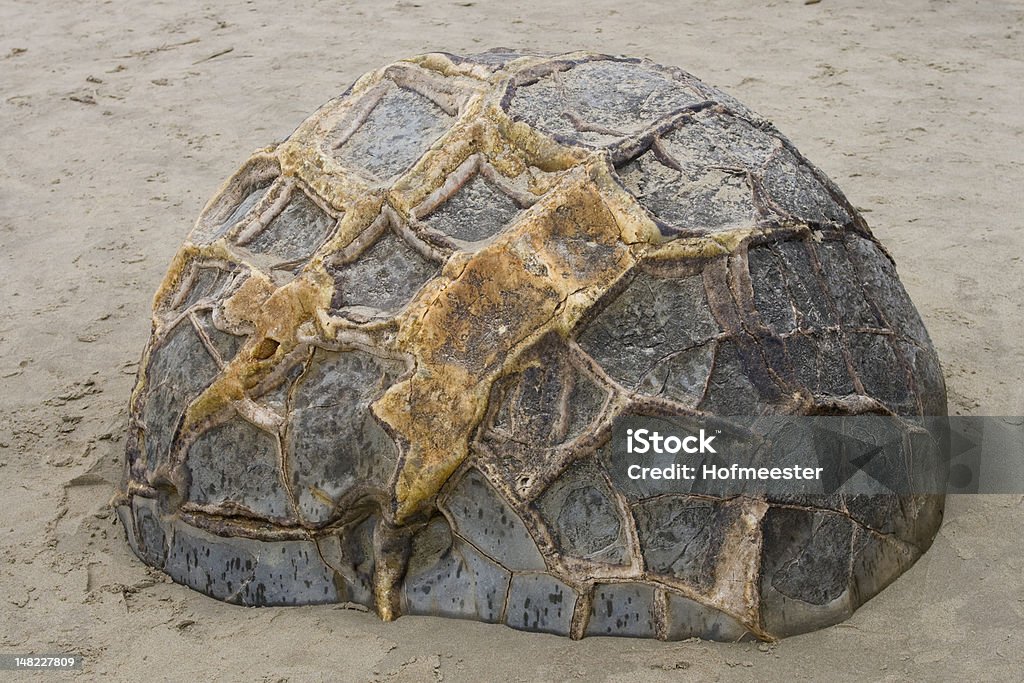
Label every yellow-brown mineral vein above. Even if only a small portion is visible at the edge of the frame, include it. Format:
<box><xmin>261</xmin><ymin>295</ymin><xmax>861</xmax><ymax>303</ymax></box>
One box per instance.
<box><xmin>374</xmin><ymin>160</ymin><xmax>663</xmax><ymax>523</ymax></box>
<box><xmin>174</xmin><ymin>270</ymin><xmax>333</xmax><ymax>456</ymax></box>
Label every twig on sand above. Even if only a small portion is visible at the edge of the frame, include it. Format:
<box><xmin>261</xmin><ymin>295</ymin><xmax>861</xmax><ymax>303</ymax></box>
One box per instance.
<box><xmin>193</xmin><ymin>47</ymin><xmax>234</xmax><ymax>64</ymax></box>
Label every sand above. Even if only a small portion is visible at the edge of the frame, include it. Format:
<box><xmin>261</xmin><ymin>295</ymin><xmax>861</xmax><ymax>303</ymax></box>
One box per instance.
<box><xmin>1</xmin><ymin>0</ymin><xmax>1022</xmax><ymax>680</ymax></box>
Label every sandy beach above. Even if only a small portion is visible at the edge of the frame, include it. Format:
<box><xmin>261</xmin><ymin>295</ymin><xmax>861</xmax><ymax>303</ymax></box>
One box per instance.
<box><xmin>1</xmin><ymin>0</ymin><xmax>1022</xmax><ymax>679</ymax></box>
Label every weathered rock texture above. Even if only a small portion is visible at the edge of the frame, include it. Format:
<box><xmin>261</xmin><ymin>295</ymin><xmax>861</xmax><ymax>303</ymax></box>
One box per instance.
<box><xmin>115</xmin><ymin>50</ymin><xmax>946</xmax><ymax>641</ymax></box>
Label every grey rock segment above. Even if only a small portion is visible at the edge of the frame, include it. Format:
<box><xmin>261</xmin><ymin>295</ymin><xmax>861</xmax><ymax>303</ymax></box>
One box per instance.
<box><xmin>504</xmin><ymin>573</ymin><xmax>576</xmax><ymax>636</ymax></box>
<box><xmin>247</xmin><ymin>190</ymin><xmax>336</xmax><ymax>262</ymax></box>
<box><xmin>441</xmin><ymin>469</ymin><xmax>545</xmax><ymax>571</ymax></box>
<box><xmin>585</xmin><ymin>583</ymin><xmax>657</xmax><ymax>638</ymax></box>
<box><xmin>287</xmin><ymin>349</ymin><xmax>403</xmax><ymax>524</ymax></box>
<box><xmin>329</xmin><ymin>231</ymin><xmax>439</xmax><ymax>315</ymax></box>
<box><xmin>403</xmin><ymin>516</ymin><xmax>511</xmax><ymax>623</ymax></box>
<box><xmin>423</xmin><ymin>174</ymin><xmax>520</xmax><ymax>243</ymax></box>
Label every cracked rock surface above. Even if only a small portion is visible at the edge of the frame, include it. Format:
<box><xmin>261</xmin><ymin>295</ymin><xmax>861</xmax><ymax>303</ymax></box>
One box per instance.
<box><xmin>116</xmin><ymin>50</ymin><xmax>947</xmax><ymax>641</ymax></box>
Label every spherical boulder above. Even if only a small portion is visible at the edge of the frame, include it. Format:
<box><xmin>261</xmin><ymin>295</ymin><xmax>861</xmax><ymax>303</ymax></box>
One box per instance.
<box><xmin>115</xmin><ymin>50</ymin><xmax>947</xmax><ymax>640</ymax></box>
